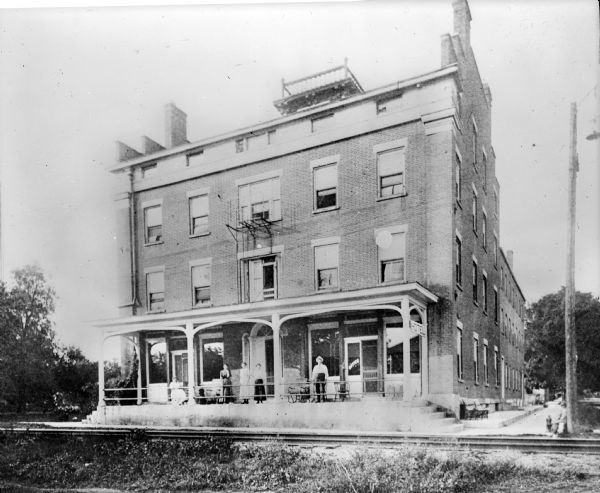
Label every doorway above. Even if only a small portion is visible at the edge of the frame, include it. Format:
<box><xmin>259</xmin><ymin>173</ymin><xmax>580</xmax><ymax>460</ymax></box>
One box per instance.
<box><xmin>344</xmin><ymin>336</ymin><xmax>379</xmax><ymax>397</ymax></box>
<box><xmin>171</xmin><ymin>350</ymin><xmax>188</xmax><ymax>386</ymax></box>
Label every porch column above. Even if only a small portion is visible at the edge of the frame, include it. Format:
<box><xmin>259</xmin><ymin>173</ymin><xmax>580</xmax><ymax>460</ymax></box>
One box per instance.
<box><xmin>98</xmin><ymin>336</ymin><xmax>105</xmax><ymax>408</ymax></box>
<box><xmin>272</xmin><ymin>313</ymin><xmax>283</xmax><ymax>400</ymax></box>
<box><xmin>136</xmin><ymin>335</ymin><xmax>142</xmax><ymax>405</ymax></box>
<box><xmin>421</xmin><ymin>313</ymin><xmax>429</xmax><ymax>399</ymax></box>
<box><xmin>400</xmin><ymin>298</ymin><xmax>412</xmax><ymax>399</ymax></box>
<box><xmin>186</xmin><ymin>322</ymin><xmax>196</xmax><ymax>406</ymax></box>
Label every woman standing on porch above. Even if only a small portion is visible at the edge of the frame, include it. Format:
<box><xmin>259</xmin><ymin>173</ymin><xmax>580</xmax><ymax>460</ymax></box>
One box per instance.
<box><xmin>239</xmin><ymin>362</ymin><xmax>252</xmax><ymax>404</ymax></box>
<box><xmin>253</xmin><ymin>363</ymin><xmax>266</xmax><ymax>403</ymax></box>
<box><xmin>220</xmin><ymin>363</ymin><xmax>233</xmax><ymax>403</ymax></box>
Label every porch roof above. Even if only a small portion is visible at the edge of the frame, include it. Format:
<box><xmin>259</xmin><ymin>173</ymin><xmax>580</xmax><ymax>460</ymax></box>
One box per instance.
<box><xmin>93</xmin><ymin>282</ymin><xmax>438</xmax><ymax>333</ymax></box>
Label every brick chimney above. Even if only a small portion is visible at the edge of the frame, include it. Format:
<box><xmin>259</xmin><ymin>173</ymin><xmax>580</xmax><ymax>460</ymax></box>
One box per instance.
<box><xmin>507</xmin><ymin>249</ymin><xmax>514</xmax><ymax>269</ymax></box>
<box><xmin>165</xmin><ymin>102</ymin><xmax>188</xmax><ymax>148</ymax></box>
<box><xmin>452</xmin><ymin>0</ymin><xmax>472</xmax><ymax>50</ymax></box>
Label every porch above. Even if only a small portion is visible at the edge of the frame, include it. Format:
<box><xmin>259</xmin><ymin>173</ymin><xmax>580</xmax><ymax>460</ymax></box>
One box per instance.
<box><xmin>95</xmin><ymin>283</ymin><xmax>439</xmax><ymax>429</ymax></box>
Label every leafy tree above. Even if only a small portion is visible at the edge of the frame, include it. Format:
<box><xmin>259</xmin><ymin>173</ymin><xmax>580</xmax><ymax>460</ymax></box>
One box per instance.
<box><xmin>0</xmin><ymin>266</ymin><xmax>57</xmax><ymax>411</ymax></box>
<box><xmin>53</xmin><ymin>346</ymin><xmax>98</xmax><ymax>414</ymax></box>
<box><xmin>526</xmin><ymin>288</ymin><xmax>600</xmax><ymax>395</ymax></box>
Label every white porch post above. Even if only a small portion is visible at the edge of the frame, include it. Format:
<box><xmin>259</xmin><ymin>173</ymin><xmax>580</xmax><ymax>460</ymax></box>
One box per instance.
<box><xmin>272</xmin><ymin>313</ymin><xmax>283</xmax><ymax>400</ymax></box>
<box><xmin>136</xmin><ymin>334</ymin><xmax>142</xmax><ymax>405</ymax></box>
<box><xmin>400</xmin><ymin>298</ymin><xmax>412</xmax><ymax>400</ymax></box>
<box><xmin>98</xmin><ymin>335</ymin><xmax>106</xmax><ymax>408</ymax></box>
<box><xmin>421</xmin><ymin>310</ymin><xmax>429</xmax><ymax>399</ymax></box>
<box><xmin>186</xmin><ymin>322</ymin><xmax>196</xmax><ymax>406</ymax></box>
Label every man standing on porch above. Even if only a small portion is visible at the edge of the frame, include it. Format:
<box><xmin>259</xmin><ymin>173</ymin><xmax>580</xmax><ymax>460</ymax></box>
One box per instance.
<box><xmin>312</xmin><ymin>356</ymin><xmax>329</xmax><ymax>403</ymax></box>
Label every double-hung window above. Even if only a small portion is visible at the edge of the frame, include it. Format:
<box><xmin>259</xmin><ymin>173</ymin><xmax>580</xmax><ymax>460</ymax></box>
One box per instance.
<box><xmin>191</xmin><ymin>260</ymin><xmax>211</xmax><ymax>306</ymax></box>
<box><xmin>457</xmin><ymin>321</ymin><xmax>464</xmax><ymax>380</ymax></box>
<box><xmin>473</xmin><ymin>334</ymin><xmax>479</xmax><ymax>383</ymax></box>
<box><xmin>238</xmin><ymin>172</ymin><xmax>281</xmax><ymax>222</ymax></box>
<box><xmin>188</xmin><ymin>191</ymin><xmax>209</xmax><ymax>236</ymax></box>
<box><xmin>494</xmin><ymin>347</ymin><xmax>500</xmax><ymax>386</ymax></box>
<box><xmin>482</xmin><ymin>271</ymin><xmax>488</xmax><ymax>313</ymax></box>
<box><xmin>313</xmin><ymin>238</ymin><xmax>339</xmax><ymax>291</ymax></box>
<box><xmin>483</xmin><ymin>341</ymin><xmax>489</xmax><ymax>385</ymax></box>
<box><xmin>245</xmin><ymin>255</ymin><xmax>277</xmax><ymax>302</ymax></box>
<box><xmin>312</xmin><ymin>157</ymin><xmax>338</xmax><ymax>210</ymax></box>
<box><xmin>472</xmin><ymin>185</ymin><xmax>478</xmax><ymax>234</ymax></box>
<box><xmin>377</xmin><ymin>148</ymin><xmax>405</xmax><ymax>197</ymax></box>
<box><xmin>455</xmin><ymin>233</ymin><xmax>462</xmax><ymax>286</ymax></box>
<box><xmin>472</xmin><ymin>117</ymin><xmax>478</xmax><ymax>166</ymax></box>
<box><xmin>143</xmin><ymin>201</ymin><xmax>163</xmax><ymax>244</ymax></box>
<box><xmin>482</xmin><ymin>210</ymin><xmax>487</xmax><ymax>249</ymax></box>
<box><xmin>455</xmin><ymin>148</ymin><xmax>462</xmax><ymax>202</ymax></box>
<box><xmin>376</xmin><ymin>226</ymin><xmax>407</xmax><ymax>283</ymax></box>
<box><xmin>472</xmin><ymin>257</ymin><xmax>478</xmax><ymax>304</ymax></box>
<box><xmin>146</xmin><ymin>269</ymin><xmax>165</xmax><ymax>312</ymax></box>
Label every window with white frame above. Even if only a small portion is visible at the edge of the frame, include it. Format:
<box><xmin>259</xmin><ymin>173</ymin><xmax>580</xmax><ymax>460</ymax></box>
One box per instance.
<box><xmin>146</xmin><ymin>269</ymin><xmax>165</xmax><ymax>312</ymax></box>
<box><xmin>311</xmin><ymin>114</ymin><xmax>334</xmax><ymax>132</ymax></box>
<box><xmin>191</xmin><ymin>261</ymin><xmax>211</xmax><ymax>306</ymax></box>
<box><xmin>238</xmin><ymin>174</ymin><xmax>281</xmax><ymax>222</ymax></box>
<box><xmin>472</xmin><ymin>259</ymin><xmax>478</xmax><ymax>304</ymax></box>
<box><xmin>472</xmin><ymin>188</ymin><xmax>478</xmax><ymax>233</ymax></box>
<box><xmin>377</xmin><ymin>148</ymin><xmax>405</xmax><ymax>197</ymax></box>
<box><xmin>483</xmin><ymin>341</ymin><xmax>489</xmax><ymax>385</ymax></box>
<box><xmin>473</xmin><ymin>335</ymin><xmax>479</xmax><ymax>383</ymax></box>
<box><xmin>313</xmin><ymin>162</ymin><xmax>338</xmax><ymax>210</ymax></box>
<box><xmin>455</xmin><ymin>235</ymin><xmax>462</xmax><ymax>286</ymax></box>
<box><xmin>455</xmin><ymin>149</ymin><xmax>462</xmax><ymax>202</ymax></box>
<box><xmin>457</xmin><ymin>323</ymin><xmax>464</xmax><ymax>380</ymax></box>
<box><xmin>314</xmin><ymin>241</ymin><xmax>339</xmax><ymax>290</ymax></box>
<box><xmin>472</xmin><ymin>117</ymin><xmax>478</xmax><ymax>166</ymax></box>
<box><xmin>189</xmin><ymin>193</ymin><xmax>209</xmax><ymax>236</ymax></box>
<box><xmin>144</xmin><ymin>203</ymin><xmax>162</xmax><ymax>244</ymax></box>
<box><xmin>482</xmin><ymin>211</ymin><xmax>487</xmax><ymax>248</ymax></box>
<box><xmin>482</xmin><ymin>271</ymin><xmax>488</xmax><ymax>313</ymax></box>
<box><xmin>244</xmin><ymin>255</ymin><xmax>278</xmax><ymax>302</ymax></box>
<box><xmin>377</xmin><ymin>228</ymin><xmax>406</xmax><ymax>283</ymax></box>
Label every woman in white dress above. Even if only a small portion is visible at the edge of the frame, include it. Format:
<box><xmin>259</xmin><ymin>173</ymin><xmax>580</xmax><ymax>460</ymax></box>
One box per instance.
<box><xmin>169</xmin><ymin>376</ymin><xmax>186</xmax><ymax>405</ymax></box>
<box><xmin>239</xmin><ymin>362</ymin><xmax>252</xmax><ymax>404</ymax></box>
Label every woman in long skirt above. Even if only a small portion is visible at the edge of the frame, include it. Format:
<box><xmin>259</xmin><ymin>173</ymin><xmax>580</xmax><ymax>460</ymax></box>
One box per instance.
<box><xmin>253</xmin><ymin>362</ymin><xmax>266</xmax><ymax>403</ymax></box>
<box><xmin>220</xmin><ymin>363</ymin><xmax>233</xmax><ymax>403</ymax></box>
<box><xmin>239</xmin><ymin>362</ymin><xmax>252</xmax><ymax>404</ymax></box>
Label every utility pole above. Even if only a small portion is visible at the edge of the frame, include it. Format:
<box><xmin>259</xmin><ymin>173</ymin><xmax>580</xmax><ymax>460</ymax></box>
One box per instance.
<box><xmin>565</xmin><ymin>102</ymin><xmax>578</xmax><ymax>433</ymax></box>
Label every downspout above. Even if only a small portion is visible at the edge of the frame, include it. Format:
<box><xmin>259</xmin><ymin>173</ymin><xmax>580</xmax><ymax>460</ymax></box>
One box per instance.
<box><xmin>119</xmin><ymin>167</ymin><xmax>139</xmax><ymax>314</ymax></box>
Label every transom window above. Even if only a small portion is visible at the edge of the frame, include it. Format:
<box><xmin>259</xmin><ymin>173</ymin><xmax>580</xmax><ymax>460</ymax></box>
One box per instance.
<box><xmin>191</xmin><ymin>262</ymin><xmax>211</xmax><ymax>306</ymax></box>
<box><xmin>313</xmin><ymin>163</ymin><xmax>338</xmax><ymax>210</ymax></box>
<box><xmin>144</xmin><ymin>205</ymin><xmax>162</xmax><ymax>243</ymax></box>
<box><xmin>189</xmin><ymin>194</ymin><xmax>209</xmax><ymax>236</ymax></box>
<box><xmin>377</xmin><ymin>148</ymin><xmax>405</xmax><ymax>197</ymax></box>
<box><xmin>314</xmin><ymin>243</ymin><xmax>339</xmax><ymax>290</ymax></box>
<box><xmin>146</xmin><ymin>270</ymin><xmax>164</xmax><ymax>312</ymax></box>
<box><xmin>239</xmin><ymin>177</ymin><xmax>281</xmax><ymax>222</ymax></box>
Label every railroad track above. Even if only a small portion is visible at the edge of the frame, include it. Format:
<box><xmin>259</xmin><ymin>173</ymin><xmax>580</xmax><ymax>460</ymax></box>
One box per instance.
<box><xmin>2</xmin><ymin>425</ymin><xmax>600</xmax><ymax>454</ymax></box>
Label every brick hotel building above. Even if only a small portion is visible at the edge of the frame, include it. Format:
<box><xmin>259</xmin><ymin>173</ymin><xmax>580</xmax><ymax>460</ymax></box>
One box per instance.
<box><xmin>93</xmin><ymin>0</ymin><xmax>526</xmax><ymax>428</ymax></box>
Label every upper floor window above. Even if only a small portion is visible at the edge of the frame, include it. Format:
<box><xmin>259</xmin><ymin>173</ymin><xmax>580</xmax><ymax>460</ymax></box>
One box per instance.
<box><xmin>482</xmin><ymin>149</ymin><xmax>488</xmax><ymax>190</ymax></box>
<box><xmin>244</xmin><ymin>255</ymin><xmax>277</xmax><ymax>302</ymax></box>
<box><xmin>144</xmin><ymin>202</ymin><xmax>162</xmax><ymax>244</ymax></box>
<box><xmin>141</xmin><ymin>163</ymin><xmax>158</xmax><ymax>179</ymax></box>
<box><xmin>471</xmin><ymin>117</ymin><xmax>478</xmax><ymax>166</ymax></box>
<box><xmin>472</xmin><ymin>259</ymin><xmax>478</xmax><ymax>304</ymax></box>
<box><xmin>482</xmin><ymin>272</ymin><xmax>488</xmax><ymax>313</ymax></box>
<box><xmin>376</xmin><ymin>95</ymin><xmax>402</xmax><ymax>114</ymax></box>
<box><xmin>313</xmin><ymin>162</ymin><xmax>338</xmax><ymax>210</ymax></box>
<box><xmin>455</xmin><ymin>234</ymin><xmax>462</xmax><ymax>286</ymax></box>
<box><xmin>377</xmin><ymin>228</ymin><xmax>406</xmax><ymax>283</ymax></box>
<box><xmin>238</xmin><ymin>174</ymin><xmax>281</xmax><ymax>222</ymax></box>
<box><xmin>189</xmin><ymin>193</ymin><xmax>209</xmax><ymax>236</ymax></box>
<box><xmin>494</xmin><ymin>287</ymin><xmax>499</xmax><ymax>324</ymax></box>
<box><xmin>493</xmin><ymin>234</ymin><xmax>498</xmax><ymax>267</ymax></box>
<box><xmin>191</xmin><ymin>261</ymin><xmax>211</xmax><ymax>307</ymax></box>
<box><xmin>187</xmin><ymin>151</ymin><xmax>204</xmax><ymax>167</ymax></box>
<box><xmin>146</xmin><ymin>270</ymin><xmax>165</xmax><ymax>312</ymax></box>
<box><xmin>313</xmin><ymin>240</ymin><xmax>339</xmax><ymax>291</ymax></box>
<box><xmin>482</xmin><ymin>211</ymin><xmax>488</xmax><ymax>249</ymax></box>
<box><xmin>472</xmin><ymin>187</ymin><xmax>478</xmax><ymax>233</ymax></box>
<box><xmin>455</xmin><ymin>149</ymin><xmax>462</xmax><ymax>202</ymax></box>
<box><xmin>377</xmin><ymin>148</ymin><xmax>405</xmax><ymax>198</ymax></box>
<box><xmin>311</xmin><ymin>114</ymin><xmax>334</xmax><ymax>133</ymax></box>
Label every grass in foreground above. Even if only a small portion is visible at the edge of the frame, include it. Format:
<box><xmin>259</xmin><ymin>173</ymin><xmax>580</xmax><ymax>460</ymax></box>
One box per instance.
<box><xmin>0</xmin><ymin>432</ymin><xmax>594</xmax><ymax>492</ymax></box>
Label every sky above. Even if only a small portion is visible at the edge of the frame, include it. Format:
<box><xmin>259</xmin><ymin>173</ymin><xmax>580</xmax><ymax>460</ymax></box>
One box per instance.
<box><xmin>0</xmin><ymin>0</ymin><xmax>598</xmax><ymax>360</ymax></box>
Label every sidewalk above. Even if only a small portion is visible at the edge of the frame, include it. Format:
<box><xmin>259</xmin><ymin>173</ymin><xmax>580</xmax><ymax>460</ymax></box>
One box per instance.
<box><xmin>459</xmin><ymin>401</ymin><xmax>562</xmax><ymax>435</ymax></box>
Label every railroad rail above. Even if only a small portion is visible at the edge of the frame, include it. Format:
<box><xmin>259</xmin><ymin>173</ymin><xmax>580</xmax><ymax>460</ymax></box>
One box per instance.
<box><xmin>2</xmin><ymin>425</ymin><xmax>600</xmax><ymax>454</ymax></box>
